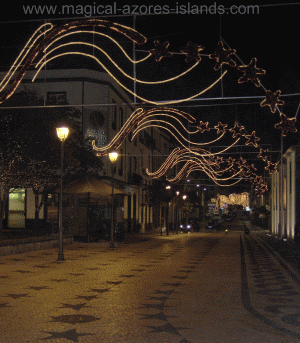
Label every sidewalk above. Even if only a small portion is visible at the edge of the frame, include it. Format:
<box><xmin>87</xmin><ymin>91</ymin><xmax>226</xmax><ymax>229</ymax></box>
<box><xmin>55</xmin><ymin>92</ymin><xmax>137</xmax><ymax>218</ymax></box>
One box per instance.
<box><xmin>254</xmin><ymin>231</ymin><xmax>300</xmax><ymax>272</ymax></box>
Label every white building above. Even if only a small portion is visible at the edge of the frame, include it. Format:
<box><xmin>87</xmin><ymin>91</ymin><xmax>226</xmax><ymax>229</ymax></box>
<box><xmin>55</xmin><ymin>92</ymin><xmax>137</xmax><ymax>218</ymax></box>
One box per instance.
<box><xmin>271</xmin><ymin>145</ymin><xmax>298</xmax><ymax>239</ymax></box>
<box><xmin>0</xmin><ymin>68</ymin><xmax>173</xmax><ymax>239</ymax></box>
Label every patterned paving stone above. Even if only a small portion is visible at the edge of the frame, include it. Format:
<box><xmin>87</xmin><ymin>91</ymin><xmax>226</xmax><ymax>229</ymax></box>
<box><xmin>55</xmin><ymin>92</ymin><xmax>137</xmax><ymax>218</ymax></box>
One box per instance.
<box><xmin>40</xmin><ymin>328</ymin><xmax>94</xmax><ymax>341</ymax></box>
<box><xmin>50</xmin><ymin>278</ymin><xmax>68</xmax><ymax>283</ymax></box>
<box><xmin>58</xmin><ymin>303</ymin><xmax>90</xmax><ymax>311</ymax></box>
<box><xmin>27</xmin><ymin>286</ymin><xmax>50</xmax><ymax>291</ymax></box>
<box><xmin>2</xmin><ymin>232</ymin><xmax>297</xmax><ymax>343</ymax></box>
<box><xmin>89</xmin><ymin>288</ymin><xmax>110</xmax><ymax>294</ymax></box>
<box><xmin>106</xmin><ymin>281</ymin><xmax>122</xmax><ymax>285</ymax></box>
<box><xmin>146</xmin><ymin>322</ymin><xmax>188</xmax><ymax>335</ymax></box>
<box><xmin>49</xmin><ymin>314</ymin><xmax>99</xmax><ymax>324</ymax></box>
<box><xmin>4</xmin><ymin>293</ymin><xmax>30</xmax><ymax>299</ymax></box>
<box><xmin>75</xmin><ymin>295</ymin><xmax>98</xmax><ymax>301</ymax></box>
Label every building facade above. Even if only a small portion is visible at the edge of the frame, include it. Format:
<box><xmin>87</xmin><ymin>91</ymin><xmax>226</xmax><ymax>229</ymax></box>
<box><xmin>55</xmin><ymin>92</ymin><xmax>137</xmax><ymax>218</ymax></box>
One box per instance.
<box><xmin>271</xmin><ymin>144</ymin><xmax>300</xmax><ymax>239</ymax></box>
<box><xmin>0</xmin><ymin>68</ymin><xmax>174</xmax><ymax>238</ymax></box>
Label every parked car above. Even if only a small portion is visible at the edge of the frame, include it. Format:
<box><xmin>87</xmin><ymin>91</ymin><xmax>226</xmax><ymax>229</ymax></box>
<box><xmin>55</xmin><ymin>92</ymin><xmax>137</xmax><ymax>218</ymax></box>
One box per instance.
<box><xmin>207</xmin><ymin>219</ymin><xmax>223</xmax><ymax>230</ymax></box>
<box><xmin>222</xmin><ymin>213</ymin><xmax>234</xmax><ymax>221</ymax></box>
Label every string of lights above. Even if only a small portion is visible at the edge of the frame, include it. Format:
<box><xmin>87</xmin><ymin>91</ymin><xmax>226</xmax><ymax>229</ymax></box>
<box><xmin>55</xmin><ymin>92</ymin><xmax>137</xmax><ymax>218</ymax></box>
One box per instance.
<box><xmin>0</xmin><ymin>18</ymin><xmax>293</xmax><ymax>195</ymax></box>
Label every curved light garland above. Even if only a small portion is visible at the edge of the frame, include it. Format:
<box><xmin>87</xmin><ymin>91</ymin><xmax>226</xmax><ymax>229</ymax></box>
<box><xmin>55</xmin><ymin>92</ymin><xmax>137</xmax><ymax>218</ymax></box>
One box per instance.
<box><xmin>0</xmin><ymin>20</ymin><xmax>285</xmax><ymax>192</ymax></box>
<box><xmin>91</xmin><ymin>106</ymin><xmax>274</xmax><ymax>187</ymax></box>
<box><xmin>0</xmin><ymin>19</ymin><xmax>227</xmax><ymax>106</ymax></box>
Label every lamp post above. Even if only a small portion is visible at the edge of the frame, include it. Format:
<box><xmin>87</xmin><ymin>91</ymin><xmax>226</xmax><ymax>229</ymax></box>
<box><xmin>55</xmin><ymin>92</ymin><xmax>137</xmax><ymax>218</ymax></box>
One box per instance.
<box><xmin>175</xmin><ymin>191</ymin><xmax>180</xmax><ymax>234</ymax></box>
<box><xmin>56</xmin><ymin>126</ymin><xmax>69</xmax><ymax>261</ymax></box>
<box><xmin>109</xmin><ymin>151</ymin><xmax>118</xmax><ymax>248</ymax></box>
<box><xmin>165</xmin><ymin>185</ymin><xmax>171</xmax><ymax>235</ymax></box>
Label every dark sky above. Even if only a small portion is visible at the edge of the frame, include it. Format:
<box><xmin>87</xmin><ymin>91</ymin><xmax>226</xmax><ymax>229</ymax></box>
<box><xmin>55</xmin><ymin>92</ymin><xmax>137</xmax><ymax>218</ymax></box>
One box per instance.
<box><xmin>0</xmin><ymin>2</ymin><xmax>299</xmax><ymax>174</ymax></box>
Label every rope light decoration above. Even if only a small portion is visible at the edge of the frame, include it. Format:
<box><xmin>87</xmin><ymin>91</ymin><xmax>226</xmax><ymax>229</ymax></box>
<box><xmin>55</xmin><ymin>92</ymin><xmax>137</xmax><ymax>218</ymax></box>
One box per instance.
<box><xmin>0</xmin><ymin>18</ymin><xmax>295</xmax><ymax>194</ymax></box>
<box><xmin>0</xmin><ymin>19</ymin><xmax>227</xmax><ymax>106</ymax></box>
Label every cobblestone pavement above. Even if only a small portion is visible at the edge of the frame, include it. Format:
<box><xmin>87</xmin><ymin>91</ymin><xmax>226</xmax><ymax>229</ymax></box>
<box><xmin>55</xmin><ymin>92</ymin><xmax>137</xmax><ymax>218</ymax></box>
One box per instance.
<box><xmin>1</xmin><ymin>231</ymin><xmax>300</xmax><ymax>342</ymax></box>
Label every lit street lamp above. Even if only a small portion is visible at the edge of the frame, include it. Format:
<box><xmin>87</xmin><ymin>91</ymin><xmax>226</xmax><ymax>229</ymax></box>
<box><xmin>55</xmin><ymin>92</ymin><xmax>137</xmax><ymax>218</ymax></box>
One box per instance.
<box><xmin>56</xmin><ymin>126</ymin><xmax>69</xmax><ymax>261</ymax></box>
<box><xmin>109</xmin><ymin>151</ymin><xmax>118</xmax><ymax>248</ymax></box>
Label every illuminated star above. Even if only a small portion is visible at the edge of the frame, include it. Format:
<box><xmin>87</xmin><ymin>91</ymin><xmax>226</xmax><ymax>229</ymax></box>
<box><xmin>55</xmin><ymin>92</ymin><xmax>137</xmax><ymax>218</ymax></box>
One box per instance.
<box><xmin>259</xmin><ymin>183</ymin><xmax>268</xmax><ymax>193</ymax></box>
<box><xmin>214</xmin><ymin>156</ymin><xmax>224</xmax><ymax>169</ymax></box>
<box><xmin>227</xmin><ymin>157</ymin><xmax>236</xmax><ymax>166</ymax></box>
<box><xmin>245</xmin><ymin>131</ymin><xmax>260</xmax><ymax>148</ymax></box>
<box><xmin>229</xmin><ymin>122</ymin><xmax>246</xmax><ymax>138</ymax></box>
<box><xmin>180</xmin><ymin>41</ymin><xmax>205</xmax><ymax>63</ymax></box>
<box><xmin>237</xmin><ymin>157</ymin><xmax>247</xmax><ymax>169</ymax></box>
<box><xmin>150</xmin><ymin>41</ymin><xmax>173</xmax><ymax>62</ymax></box>
<box><xmin>209</xmin><ymin>41</ymin><xmax>237</xmax><ymax>70</ymax></box>
<box><xmin>274</xmin><ymin>113</ymin><xmax>297</xmax><ymax>137</ymax></box>
<box><xmin>197</xmin><ymin>121</ymin><xmax>210</xmax><ymax>133</ymax></box>
<box><xmin>253</xmin><ymin>175</ymin><xmax>263</xmax><ymax>185</ymax></box>
<box><xmin>265</xmin><ymin>161</ymin><xmax>278</xmax><ymax>174</ymax></box>
<box><xmin>255</xmin><ymin>183</ymin><xmax>268</xmax><ymax>197</ymax></box>
<box><xmin>245</xmin><ymin>163</ymin><xmax>257</xmax><ymax>177</ymax></box>
<box><xmin>214</xmin><ymin>121</ymin><xmax>228</xmax><ymax>134</ymax></box>
<box><xmin>260</xmin><ymin>90</ymin><xmax>284</xmax><ymax>113</ymax></box>
<box><xmin>238</xmin><ymin>57</ymin><xmax>266</xmax><ymax>87</ymax></box>
<box><xmin>257</xmin><ymin>148</ymin><xmax>269</xmax><ymax>161</ymax></box>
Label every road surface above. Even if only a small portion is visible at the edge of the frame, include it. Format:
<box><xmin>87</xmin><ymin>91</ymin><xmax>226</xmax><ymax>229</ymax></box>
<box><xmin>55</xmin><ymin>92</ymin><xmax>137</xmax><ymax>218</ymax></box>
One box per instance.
<box><xmin>1</xmin><ymin>231</ymin><xmax>300</xmax><ymax>342</ymax></box>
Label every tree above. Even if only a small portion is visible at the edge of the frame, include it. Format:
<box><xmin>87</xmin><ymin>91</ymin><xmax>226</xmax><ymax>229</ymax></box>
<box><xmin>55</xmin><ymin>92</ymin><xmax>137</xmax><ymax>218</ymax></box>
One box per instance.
<box><xmin>0</xmin><ymin>90</ymin><xmax>103</xmax><ymax>234</ymax></box>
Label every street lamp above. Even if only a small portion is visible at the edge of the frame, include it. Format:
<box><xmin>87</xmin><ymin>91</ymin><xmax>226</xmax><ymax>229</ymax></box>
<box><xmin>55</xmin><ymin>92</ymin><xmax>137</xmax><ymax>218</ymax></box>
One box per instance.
<box><xmin>109</xmin><ymin>151</ymin><xmax>118</xmax><ymax>248</ymax></box>
<box><xmin>56</xmin><ymin>126</ymin><xmax>69</xmax><ymax>261</ymax></box>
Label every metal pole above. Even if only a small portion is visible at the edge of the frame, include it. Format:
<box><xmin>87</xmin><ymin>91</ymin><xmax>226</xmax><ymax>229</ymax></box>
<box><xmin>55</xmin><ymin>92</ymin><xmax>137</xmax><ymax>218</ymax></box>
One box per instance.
<box><xmin>110</xmin><ymin>167</ymin><xmax>115</xmax><ymax>248</ymax></box>
<box><xmin>58</xmin><ymin>140</ymin><xmax>64</xmax><ymax>261</ymax></box>
<box><xmin>280</xmin><ymin>134</ymin><xmax>285</xmax><ymax>238</ymax></box>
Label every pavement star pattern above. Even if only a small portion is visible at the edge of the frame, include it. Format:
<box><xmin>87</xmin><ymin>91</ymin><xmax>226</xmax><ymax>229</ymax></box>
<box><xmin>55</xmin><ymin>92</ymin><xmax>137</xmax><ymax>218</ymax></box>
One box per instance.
<box><xmin>41</xmin><ymin>328</ymin><xmax>94</xmax><ymax>342</ymax></box>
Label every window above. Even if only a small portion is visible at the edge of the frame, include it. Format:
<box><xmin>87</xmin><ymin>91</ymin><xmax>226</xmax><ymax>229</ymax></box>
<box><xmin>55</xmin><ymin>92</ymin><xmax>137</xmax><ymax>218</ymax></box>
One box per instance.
<box><xmin>129</xmin><ymin>156</ymin><xmax>137</xmax><ymax>174</ymax></box>
<box><xmin>47</xmin><ymin>92</ymin><xmax>66</xmax><ymax>105</ymax></box>
<box><xmin>112</xmin><ymin>100</ymin><xmax>117</xmax><ymax>130</ymax></box>
<box><xmin>120</xmin><ymin>107</ymin><xmax>124</xmax><ymax>129</ymax></box>
<box><xmin>119</xmin><ymin>149</ymin><xmax>123</xmax><ymax>176</ymax></box>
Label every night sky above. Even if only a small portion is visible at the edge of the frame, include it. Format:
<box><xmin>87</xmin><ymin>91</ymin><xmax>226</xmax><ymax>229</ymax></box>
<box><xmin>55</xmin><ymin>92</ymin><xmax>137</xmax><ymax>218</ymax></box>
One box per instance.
<box><xmin>0</xmin><ymin>2</ymin><xmax>299</xmax><ymax>189</ymax></box>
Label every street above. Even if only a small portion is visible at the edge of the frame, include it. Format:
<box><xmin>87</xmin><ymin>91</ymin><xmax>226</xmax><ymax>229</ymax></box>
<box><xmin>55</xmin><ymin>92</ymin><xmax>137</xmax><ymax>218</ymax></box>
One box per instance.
<box><xmin>1</xmin><ymin>231</ymin><xmax>300</xmax><ymax>342</ymax></box>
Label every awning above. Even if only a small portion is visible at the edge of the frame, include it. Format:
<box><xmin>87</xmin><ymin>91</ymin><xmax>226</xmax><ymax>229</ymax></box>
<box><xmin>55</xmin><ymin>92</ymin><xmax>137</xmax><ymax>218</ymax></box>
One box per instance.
<box><xmin>62</xmin><ymin>176</ymin><xmax>129</xmax><ymax>198</ymax></box>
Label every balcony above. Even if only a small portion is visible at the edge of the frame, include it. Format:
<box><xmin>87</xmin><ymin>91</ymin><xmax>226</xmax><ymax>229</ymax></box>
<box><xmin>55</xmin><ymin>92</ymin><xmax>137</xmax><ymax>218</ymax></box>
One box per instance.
<box><xmin>128</xmin><ymin>173</ymin><xmax>143</xmax><ymax>186</ymax></box>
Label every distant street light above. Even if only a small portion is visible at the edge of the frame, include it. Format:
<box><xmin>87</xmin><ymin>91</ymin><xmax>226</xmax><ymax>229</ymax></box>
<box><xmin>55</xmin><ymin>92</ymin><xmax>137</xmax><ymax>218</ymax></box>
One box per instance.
<box><xmin>56</xmin><ymin>126</ymin><xmax>69</xmax><ymax>261</ymax></box>
<box><xmin>109</xmin><ymin>151</ymin><xmax>118</xmax><ymax>248</ymax></box>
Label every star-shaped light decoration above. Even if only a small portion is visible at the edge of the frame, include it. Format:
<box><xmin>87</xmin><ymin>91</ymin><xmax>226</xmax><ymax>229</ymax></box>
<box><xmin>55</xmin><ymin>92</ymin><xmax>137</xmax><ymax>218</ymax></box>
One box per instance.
<box><xmin>197</xmin><ymin>121</ymin><xmax>210</xmax><ymax>133</ymax></box>
<box><xmin>214</xmin><ymin>121</ymin><xmax>228</xmax><ymax>134</ymax></box>
<box><xmin>244</xmin><ymin>163</ymin><xmax>257</xmax><ymax>178</ymax></box>
<box><xmin>265</xmin><ymin>161</ymin><xmax>278</xmax><ymax>174</ymax></box>
<box><xmin>253</xmin><ymin>175</ymin><xmax>263</xmax><ymax>185</ymax></box>
<box><xmin>257</xmin><ymin>148</ymin><xmax>269</xmax><ymax>161</ymax></box>
<box><xmin>245</xmin><ymin>131</ymin><xmax>260</xmax><ymax>148</ymax></box>
<box><xmin>150</xmin><ymin>41</ymin><xmax>173</xmax><ymax>62</ymax></box>
<box><xmin>274</xmin><ymin>113</ymin><xmax>297</xmax><ymax>137</ymax></box>
<box><xmin>259</xmin><ymin>183</ymin><xmax>268</xmax><ymax>193</ymax></box>
<box><xmin>238</xmin><ymin>57</ymin><xmax>266</xmax><ymax>87</ymax></box>
<box><xmin>209</xmin><ymin>41</ymin><xmax>237</xmax><ymax>70</ymax></box>
<box><xmin>227</xmin><ymin>157</ymin><xmax>236</xmax><ymax>166</ymax></box>
<box><xmin>260</xmin><ymin>90</ymin><xmax>284</xmax><ymax>113</ymax></box>
<box><xmin>213</xmin><ymin>156</ymin><xmax>224</xmax><ymax>169</ymax></box>
<box><xmin>230</xmin><ymin>122</ymin><xmax>246</xmax><ymax>138</ymax></box>
<box><xmin>237</xmin><ymin>157</ymin><xmax>247</xmax><ymax>169</ymax></box>
<box><xmin>180</xmin><ymin>41</ymin><xmax>205</xmax><ymax>63</ymax></box>
<box><xmin>254</xmin><ymin>183</ymin><xmax>268</xmax><ymax>197</ymax></box>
